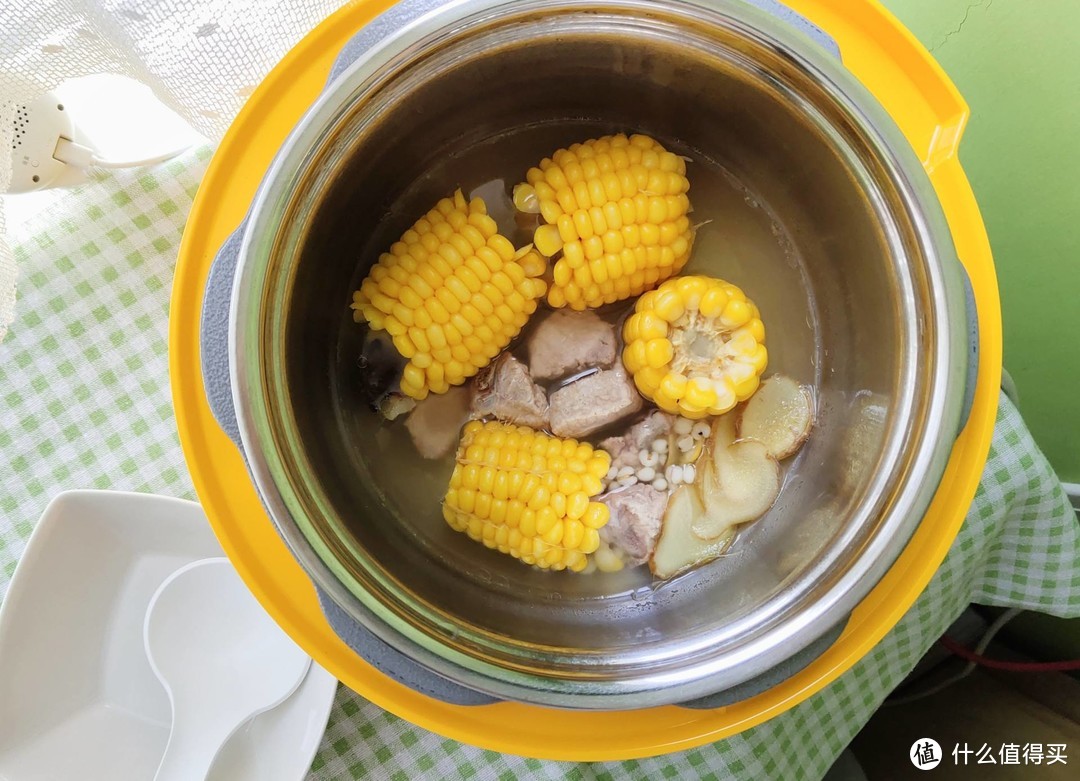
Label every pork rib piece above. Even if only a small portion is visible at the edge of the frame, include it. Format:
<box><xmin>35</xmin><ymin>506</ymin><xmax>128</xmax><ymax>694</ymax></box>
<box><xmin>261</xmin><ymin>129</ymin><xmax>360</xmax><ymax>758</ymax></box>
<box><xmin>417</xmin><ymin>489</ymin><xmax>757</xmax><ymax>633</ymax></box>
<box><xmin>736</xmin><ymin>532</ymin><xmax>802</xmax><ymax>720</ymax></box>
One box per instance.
<box><xmin>471</xmin><ymin>353</ymin><xmax>549</xmax><ymax>429</ymax></box>
<box><xmin>548</xmin><ymin>366</ymin><xmax>643</xmax><ymax>438</ymax></box>
<box><xmin>527</xmin><ymin>310</ymin><xmax>617</xmax><ymax>381</ymax></box>
<box><xmin>598</xmin><ymin>411</ymin><xmax>674</xmax><ymax>472</ymax></box>
<box><xmin>599</xmin><ymin>484</ymin><xmax>667</xmax><ymax>565</ymax></box>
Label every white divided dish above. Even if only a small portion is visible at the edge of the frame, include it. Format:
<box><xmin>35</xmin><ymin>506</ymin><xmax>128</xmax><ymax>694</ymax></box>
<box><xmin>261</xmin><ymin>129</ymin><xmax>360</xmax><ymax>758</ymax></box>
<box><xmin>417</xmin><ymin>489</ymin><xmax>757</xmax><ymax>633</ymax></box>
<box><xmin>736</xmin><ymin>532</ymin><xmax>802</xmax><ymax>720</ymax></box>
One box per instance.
<box><xmin>0</xmin><ymin>490</ymin><xmax>338</xmax><ymax>781</ymax></box>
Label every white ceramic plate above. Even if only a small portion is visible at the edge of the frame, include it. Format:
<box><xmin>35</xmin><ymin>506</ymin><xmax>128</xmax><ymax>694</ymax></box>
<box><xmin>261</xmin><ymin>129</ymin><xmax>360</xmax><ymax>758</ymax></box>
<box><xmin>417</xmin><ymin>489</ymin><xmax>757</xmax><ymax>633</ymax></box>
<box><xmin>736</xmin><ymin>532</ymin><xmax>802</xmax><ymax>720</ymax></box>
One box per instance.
<box><xmin>0</xmin><ymin>490</ymin><xmax>338</xmax><ymax>781</ymax></box>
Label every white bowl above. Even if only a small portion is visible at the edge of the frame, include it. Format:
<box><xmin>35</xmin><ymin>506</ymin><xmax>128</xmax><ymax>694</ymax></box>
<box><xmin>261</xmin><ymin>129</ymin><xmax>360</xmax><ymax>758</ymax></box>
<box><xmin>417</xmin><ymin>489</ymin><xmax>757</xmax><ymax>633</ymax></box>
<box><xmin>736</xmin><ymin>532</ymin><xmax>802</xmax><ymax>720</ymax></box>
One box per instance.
<box><xmin>0</xmin><ymin>490</ymin><xmax>337</xmax><ymax>781</ymax></box>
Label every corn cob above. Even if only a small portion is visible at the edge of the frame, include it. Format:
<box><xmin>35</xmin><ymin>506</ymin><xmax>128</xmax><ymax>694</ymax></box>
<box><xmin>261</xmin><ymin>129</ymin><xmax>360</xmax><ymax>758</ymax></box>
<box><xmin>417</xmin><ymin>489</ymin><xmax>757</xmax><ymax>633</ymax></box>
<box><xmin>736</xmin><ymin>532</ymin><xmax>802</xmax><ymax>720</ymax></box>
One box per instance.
<box><xmin>351</xmin><ymin>190</ymin><xmax>548</xmax><ymax>400</ymax></box>
<box><xmin>622</xmin><ymin>276</ymin><xmax>767</xmax><ymax>419</ymax></box>
<box><xmin>443</xmin><ymin>421</ymin><xmax>612</xmax><ymax>572</ymax></box>
<box><xmin>513</xmin><ymin>133</ymin><xmax>693</xmax><ymax>311</ymax></box>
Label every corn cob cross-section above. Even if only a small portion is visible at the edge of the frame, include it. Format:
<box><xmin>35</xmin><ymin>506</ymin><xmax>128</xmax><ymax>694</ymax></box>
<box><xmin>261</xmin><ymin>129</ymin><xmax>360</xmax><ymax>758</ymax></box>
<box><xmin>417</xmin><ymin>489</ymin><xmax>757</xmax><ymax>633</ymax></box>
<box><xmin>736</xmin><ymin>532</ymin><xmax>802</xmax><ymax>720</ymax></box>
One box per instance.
<box><xmin>351</xmin><ymin>190</ymin><xmax>548</xmax><ymax>400</ymax></box>
<box><xmin>514</xmin><ymin>133</ymin><xmax>693</xmax><ymax>311</ymax></box>
<box><xmin>623</xmin><ymin>276</ymin><xmax>768</xmax><ymax>419</ymax></box>
<box><xmin>443</xmin><ymin>421</ymin><xmax>612</xmax><ymax>572</ymax></box>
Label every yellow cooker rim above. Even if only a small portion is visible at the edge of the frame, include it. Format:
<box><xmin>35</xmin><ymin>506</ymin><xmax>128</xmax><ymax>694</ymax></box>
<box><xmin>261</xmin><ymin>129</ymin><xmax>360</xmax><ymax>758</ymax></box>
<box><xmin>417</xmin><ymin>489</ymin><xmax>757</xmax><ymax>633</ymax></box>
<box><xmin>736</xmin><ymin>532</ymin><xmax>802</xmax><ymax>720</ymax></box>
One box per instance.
<box><xmin>169</xmin><ymin>0</ymin><xmax>1001</xmax><ymax>761</ymax></box>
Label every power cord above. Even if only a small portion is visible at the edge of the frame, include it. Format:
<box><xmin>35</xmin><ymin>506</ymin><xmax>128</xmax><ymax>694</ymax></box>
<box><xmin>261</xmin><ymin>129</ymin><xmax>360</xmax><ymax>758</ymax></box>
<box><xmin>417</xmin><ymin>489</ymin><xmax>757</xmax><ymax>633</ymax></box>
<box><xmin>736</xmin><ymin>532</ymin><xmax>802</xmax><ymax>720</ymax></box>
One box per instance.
<box><xmin>52</xmin><ymin>136</ymin><xmax>191</xmax><ymax>171</ymax></box>
<box><xmin>886</xmin><ymin>607</ymin><xmax>1080</xmax><ymax>707</ymax></box>
<box><xmin>5</xmin><ymin>90</ymin><xmax>193</xmax><ymax>194</ymax></box>
<box><xmin>940</xmin><ymin>634</ymin><xmax>1080</xmax><ymax>673</ymax></box>
<box><xmin>884</xmin><ymin>608</ymin><xmax>1023</xmax><ymax>706</ymax></box>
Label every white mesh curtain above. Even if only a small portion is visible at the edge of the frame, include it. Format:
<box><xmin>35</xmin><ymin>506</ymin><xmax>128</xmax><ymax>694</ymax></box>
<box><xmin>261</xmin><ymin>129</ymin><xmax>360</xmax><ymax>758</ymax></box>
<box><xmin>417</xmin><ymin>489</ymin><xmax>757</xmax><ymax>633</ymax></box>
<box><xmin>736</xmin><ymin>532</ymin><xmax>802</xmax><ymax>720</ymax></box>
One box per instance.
<box><xmin>0</xmin><ymin>0</ymin><xmax>348</xmax><ymax>341</ymax></box>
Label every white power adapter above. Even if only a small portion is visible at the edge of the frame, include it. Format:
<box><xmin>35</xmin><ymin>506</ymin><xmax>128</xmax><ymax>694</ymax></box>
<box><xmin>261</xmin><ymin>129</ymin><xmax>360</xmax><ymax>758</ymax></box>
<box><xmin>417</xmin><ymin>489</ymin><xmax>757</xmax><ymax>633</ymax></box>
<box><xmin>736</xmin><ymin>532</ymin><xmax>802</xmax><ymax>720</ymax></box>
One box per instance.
<box><xmin>7</xmin><ymin>92</ymin><xmax>80</xmax><ymax>194</ymax></box>
<box><xmin>5</xmin><ymin>89</ymin><xmax>192</xmax><ymax>195</ymax></box>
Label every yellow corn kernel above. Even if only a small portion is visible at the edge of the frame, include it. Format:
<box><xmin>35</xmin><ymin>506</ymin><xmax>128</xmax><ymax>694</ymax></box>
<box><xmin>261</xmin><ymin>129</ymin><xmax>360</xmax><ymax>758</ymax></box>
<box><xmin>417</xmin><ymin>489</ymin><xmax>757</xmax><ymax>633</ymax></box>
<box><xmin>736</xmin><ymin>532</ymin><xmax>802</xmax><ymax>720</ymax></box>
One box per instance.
<box><xmin>519</xmin><ymin>510</ymin><xmax>538</xmax><ymax>537</ymax></box>
<box><xmin>581</xmin><ymin>528</ymin><xmax>601</xmax><ymax>555</ymax></box>
<box><xmin>535</xmin><ymin>506</ymin><xmax>558</xmax><ymax>535</ymax></box>
<box><xmin>516</xmin><ymin>246</ymin><xmax>547</xmax><ymax>278</ymax></box>
<box><xmin>636</xmin><ymin>311</ymin><xmax>669</xmax><ymax>341</ymax></box>
<box><xmin>513</xmin><ymin>183</ymin><xmax>540</xmax><ymax>214</ymax></box>
<box><xmin>645</xmin><ymin>338</ymin><xmax>674</xmax><ymax>369</ymax></box>
<box><xmin>633</xmin><ymin>367</ymin><xmax>666</xmax><ymax>397</ymax></box>
<box><xmin>562</xmin><ymin>519</ymin><xmax>585</xmax><ymax>550</ymax></box>
<box><xmin>722</xmin><ymin>299</ymin><xmax>752</xmax><ymax>328</ymax></box>
<box><xmin>698</xmin><ymin>287</ymin><xmax>729</xmax><ymax>318</ymax></box>
<box><xmin>587</xmin><ymin>453</ymin><xmax>611</xmax><ymax>478</ymax></box>
<box><xmin>515</xmin><ymin>133</ymin><xmax>694</xmax><ymax>309</ymax></box>
<box><xmin>443</xmin><ymin>421</ymin><xmax>611</xmax><ymax>571</ymax></box>
<box><xmin>534</xmin><ymin>224</ymin><xmax>564</xmax><ymax>257</ymax></box>
<box><xmin>567</xmin><ymin>491</ymin><xmax>590</xmax><ymax>520</ymax></box>
<box><xmin>659</xmin><ymin>371</ymin><xmax>689</xmax><ymax>400</ymax></box>
<box><xmin>581</xmin><ymin>502</ymin><xmax>610</xmax><ymax>530</ymax></box>
<box><xmin>651</xmin><ymin>389</ymin><xmax>680</xmax><ymax>414</ymax></box>
<box><xmin>542</xmin><ymin>519</ymin><xmax>565</xmax><ymax>546</ymax></box>
<box><xmin>621</xmin><ymin>275</ymin><xmax>767</xmax><ymax>417</ymax></box>
<box><xmin>623</xmin><ymin>340</ymin><xmax>648</xmax><ymax>374</ymax></box>
<box><xmin>555</xmin><ymin>473</ymin><xmax>579</xmax><ymax>495</ymax></box>
<box><xmin>684</xmin><ymin>377</ymin><xmax>718</xmax><ymax>409</ymax></box>
<box><xmin>550</xmin><ymin>491</ymin><xmax>567</xmax><ymax>518</ymax></box>
<box><xmin>652</xmin><ymin>289</ymin><xmax>685</xmax><ymax>322</ymax></box>
<box><xmin>351</xmin><ymin>190</ymin><xmax>547</xmax><ymax>399</ymax></box>
<box><xmin>734</xmin><ymin>373</ymin><xmax>761</xmax><ymax>399</ymax></box>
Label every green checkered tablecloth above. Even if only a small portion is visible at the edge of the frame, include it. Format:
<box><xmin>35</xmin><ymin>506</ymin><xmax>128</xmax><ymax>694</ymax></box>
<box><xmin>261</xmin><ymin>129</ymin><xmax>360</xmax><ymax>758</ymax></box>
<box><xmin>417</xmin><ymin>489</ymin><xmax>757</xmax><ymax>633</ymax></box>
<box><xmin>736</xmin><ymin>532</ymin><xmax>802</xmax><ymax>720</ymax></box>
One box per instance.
<box><xmin>1</xmin><ymin>148</ymin><xmax>1078</xmax><ymax>780</ymax></box>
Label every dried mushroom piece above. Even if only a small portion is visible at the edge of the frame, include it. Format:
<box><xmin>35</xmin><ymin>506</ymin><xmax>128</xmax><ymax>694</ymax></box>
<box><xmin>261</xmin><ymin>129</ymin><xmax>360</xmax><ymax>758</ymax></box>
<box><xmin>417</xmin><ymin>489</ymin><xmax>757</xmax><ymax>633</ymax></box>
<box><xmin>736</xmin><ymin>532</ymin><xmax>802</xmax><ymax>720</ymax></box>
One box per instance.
<box><xmin>358</xmin><ymin>327</ymin><xmax>408</xmax><ymax>411</ymax></box>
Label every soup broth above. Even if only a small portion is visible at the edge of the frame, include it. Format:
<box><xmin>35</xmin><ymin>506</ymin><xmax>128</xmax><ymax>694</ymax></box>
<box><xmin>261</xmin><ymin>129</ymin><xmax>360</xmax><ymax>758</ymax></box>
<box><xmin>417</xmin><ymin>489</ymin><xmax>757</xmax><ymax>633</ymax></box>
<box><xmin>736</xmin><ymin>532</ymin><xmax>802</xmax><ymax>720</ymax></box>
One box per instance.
<box><xmin>334</xmin><ymin>122</ymin><xmax>820</xmax><ymax>599</ymax></box>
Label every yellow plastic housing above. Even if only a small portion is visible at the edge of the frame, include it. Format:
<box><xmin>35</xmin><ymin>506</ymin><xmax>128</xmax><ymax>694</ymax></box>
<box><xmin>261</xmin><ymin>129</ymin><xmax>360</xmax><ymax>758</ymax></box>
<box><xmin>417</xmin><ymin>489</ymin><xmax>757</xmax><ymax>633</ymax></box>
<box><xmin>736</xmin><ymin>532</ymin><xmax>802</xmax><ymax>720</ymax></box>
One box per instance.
<box><xmin>171</xmin><ymin>0</ymin><xmax>1001</xmax><ymax>762</ymax></box>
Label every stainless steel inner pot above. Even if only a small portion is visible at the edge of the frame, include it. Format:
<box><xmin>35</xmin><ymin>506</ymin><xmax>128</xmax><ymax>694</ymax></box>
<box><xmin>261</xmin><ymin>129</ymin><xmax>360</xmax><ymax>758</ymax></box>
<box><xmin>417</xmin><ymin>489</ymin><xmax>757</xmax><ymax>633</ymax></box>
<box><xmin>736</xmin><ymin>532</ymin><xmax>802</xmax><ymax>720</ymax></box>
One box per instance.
<box><xmin>231</xmin><ymin>0</ymin><xmax>968</xmax><ymax>708</ymax></box>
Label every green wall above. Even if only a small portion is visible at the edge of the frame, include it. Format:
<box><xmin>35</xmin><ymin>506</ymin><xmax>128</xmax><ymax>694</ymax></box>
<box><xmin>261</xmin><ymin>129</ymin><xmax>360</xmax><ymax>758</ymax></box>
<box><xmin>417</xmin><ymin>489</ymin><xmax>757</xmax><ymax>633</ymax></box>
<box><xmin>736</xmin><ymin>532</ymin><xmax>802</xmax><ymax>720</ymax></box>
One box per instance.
<box><xmin>880</xmin><ymin>0</ymin><xmax>1080</xmax><ymax>483</ymax></box>
<box><xmin>880</xmin><ymin>0</ymin><xmax>1080</xmax><ymax>661</ymax></box>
